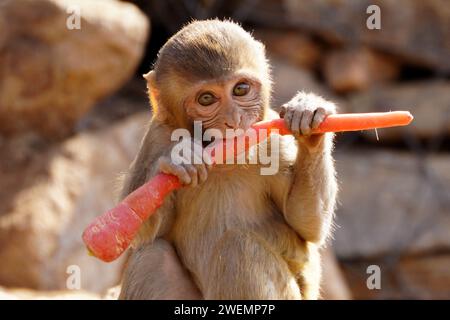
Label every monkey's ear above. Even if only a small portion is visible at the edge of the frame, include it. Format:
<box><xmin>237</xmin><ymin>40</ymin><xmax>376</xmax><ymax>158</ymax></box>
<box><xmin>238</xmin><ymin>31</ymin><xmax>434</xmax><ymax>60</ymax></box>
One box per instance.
<box><xmin>144</xmin><ymin>71</ymin><xmax>160</xmax><ymax>113</ymax></box>
<box><xmin>143</xmin><ymin>70</ymin><xmax>157</xmax><ymax>88</ymax></box>
<box><xmin>144</xmin><ymin>70</ymin><xmax>159</xmax><ymax>99</ymax></box>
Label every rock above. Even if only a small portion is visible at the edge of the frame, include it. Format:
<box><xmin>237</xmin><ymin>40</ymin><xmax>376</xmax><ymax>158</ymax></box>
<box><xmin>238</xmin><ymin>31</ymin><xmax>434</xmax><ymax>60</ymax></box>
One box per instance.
<box><xmin>126</xmin><ymin>0</ymin><xmax>288</xmax><ymax>31</ymax></box>
<box><xmin>334</xmin><ymin>149</ymin><xmax>450</xmax><ymax>259</ymax></box>
<box><xmin>271</xmin><ymin>58</ymin><xmax>346</xmax><ymax>112</ymax></box>
<box><xmin>0</xmin><ymin>112</ymin><xmax>150</xmax><ymax>293</ymax></box>
<box><xmin>348</xmin><ymin>81</ymin><xmax>450</xmax><ymax>140</ymax></box>
<box><xmin>0</xmin><ymin>0</ymin><xmax>149</xmax><ymax>139</ymax></box>
<box><xmin>341</xmin><ymin>254</ymin><xmax>450</xmax><ymax>299</ymax></box>
<box><xmin>323</xmin><ymin>47</ymin><xmax>400</xmax><ymax>93</ymax></box>
<box><xmin>254</xmin><ymin>29</ymin><xmax>322</xmax><ymax>69</ymax></box>
<box><xmin>284</xmin><ymin>0</ymin><xmax>450</xmax><ymax>73</ymax></box>
<box><xmin>320</xmin><ymin>247</ymin><xmax>352</xmax><ymax>300</ymax></box>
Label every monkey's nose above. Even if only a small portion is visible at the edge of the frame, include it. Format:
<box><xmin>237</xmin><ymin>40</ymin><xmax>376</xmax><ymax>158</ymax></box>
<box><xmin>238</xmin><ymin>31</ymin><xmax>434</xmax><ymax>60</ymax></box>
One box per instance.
<box><xmin>225</xmin><ymin>113</ymin><xmax>242</xmax><ymax>129</ymax></box>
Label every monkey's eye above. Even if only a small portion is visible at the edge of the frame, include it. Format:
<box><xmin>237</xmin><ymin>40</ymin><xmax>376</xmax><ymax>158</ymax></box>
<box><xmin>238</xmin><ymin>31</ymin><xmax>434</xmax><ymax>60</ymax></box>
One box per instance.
<box><xmin>233</xmin><ymin>82</ymin><xmax>250</xmax><ymax>96</ymax></box>
<box><xmin>198</xmin><ymin>92</ymin><xmax>217</xmax><ymax>106</ymax></box>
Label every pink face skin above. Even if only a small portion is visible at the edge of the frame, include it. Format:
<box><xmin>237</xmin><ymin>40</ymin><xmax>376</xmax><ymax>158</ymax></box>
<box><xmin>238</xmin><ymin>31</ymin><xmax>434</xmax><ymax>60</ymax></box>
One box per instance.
<box><xmin>183</xmin><ymin>71</ymin><xmax>263</xmax><ymax>136</ymax></box>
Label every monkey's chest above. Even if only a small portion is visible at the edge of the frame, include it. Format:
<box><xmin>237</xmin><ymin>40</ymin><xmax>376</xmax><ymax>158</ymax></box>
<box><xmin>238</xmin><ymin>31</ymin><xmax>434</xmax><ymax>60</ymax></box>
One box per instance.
<box><xmin>169</xmin><ymin>167</ymin><xmax>303</xmax><ymax>281</ymax></box>
<box><xmin>174</xmin><ymin>166</ymin><xmax>270</xmax><ymax>231</ymax></box>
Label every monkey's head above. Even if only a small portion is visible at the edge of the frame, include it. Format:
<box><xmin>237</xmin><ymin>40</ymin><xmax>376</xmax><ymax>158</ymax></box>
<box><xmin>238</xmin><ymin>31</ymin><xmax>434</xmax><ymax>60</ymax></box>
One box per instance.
<box><xmin>145</xmin><ymin>19</ymin><xmax>271</xmax><ymax>135</ymax></box>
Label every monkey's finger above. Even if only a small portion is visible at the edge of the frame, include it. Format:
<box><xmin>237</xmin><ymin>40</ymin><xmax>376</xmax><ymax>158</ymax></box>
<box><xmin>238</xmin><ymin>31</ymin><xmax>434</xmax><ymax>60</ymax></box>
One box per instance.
<box><xmin>192</xmin><ymin>149</ymin><xmax>212</xmax><ymax>172</ymax></box>
<box><xmin>283</xmin><ymin>107</ymin><xmax>294</xmax><ymax>133</ymax></box>
<box><xmin>192</xmin><ymin>144</ymin><xmax>207</xmax><ymax>178</ymax></box>
<box><xmin>195</xmin><ymin>163</ymin><xmax>208</xmax><ymax>184</ymax></box>
<box><xmin>202</xmin><ymin>151</ymin><xmax>213</xmax><ymax>168</ymax></box>
<box><xmin>160</xmin><ymin>161</ymin><xmax>192</xmax><ymax>185</ymax></box>
<box><xmin>291</xmin><ymin>109</ymin><xmax>302</xmax><ymax>135</ymax></box>
<box><xmin>300</xmin><ymin>109</ymin><xmax>314</xmax><ymax>136</ymax></box>
<box><xmin>279</xmin><ymin>105</ymin><xmax>288</xmax><ymax>118</ymax></box>
<box><xmin>185</xmin><ymin>164</ymin><xmax>198</xmax><ymax>187</ymax></box>
<box><xmin>191</xmin><ymin>147</ymin><xmax>204</xmax><ymax>165</ymax></box>
<box><xmin>311</xmin><ymin>107</ymin><xmax>327</xmax><ymax>130</ymax></box>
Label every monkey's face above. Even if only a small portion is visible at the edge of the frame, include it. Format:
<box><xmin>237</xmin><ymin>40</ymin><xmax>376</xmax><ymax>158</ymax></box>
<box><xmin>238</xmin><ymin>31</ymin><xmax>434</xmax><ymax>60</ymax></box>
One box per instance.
<box><xmin>183</xmin><ymin>71</ymin><xmax>264</xmax><ymax>135</ymax></box>
<box><xmin>149</xmin><ymin>20</ymin><xmax>271</xmax><ymax>131</ymax></box>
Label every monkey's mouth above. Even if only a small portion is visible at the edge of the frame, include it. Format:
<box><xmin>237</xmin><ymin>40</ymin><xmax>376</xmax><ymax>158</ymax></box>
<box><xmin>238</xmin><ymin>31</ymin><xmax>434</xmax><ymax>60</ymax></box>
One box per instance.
<box><xmin>201</xmin><ymin>127</ymin><xmax>248</xmax><ymax>148</ymax></box>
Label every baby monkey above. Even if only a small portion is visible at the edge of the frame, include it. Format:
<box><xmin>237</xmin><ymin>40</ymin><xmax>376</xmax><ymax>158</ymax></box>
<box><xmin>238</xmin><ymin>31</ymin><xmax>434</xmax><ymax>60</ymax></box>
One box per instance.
<box><xmin>119</xmin><ymin>20</ymin><xmax>337</xmax><ymax>299</ymax></box>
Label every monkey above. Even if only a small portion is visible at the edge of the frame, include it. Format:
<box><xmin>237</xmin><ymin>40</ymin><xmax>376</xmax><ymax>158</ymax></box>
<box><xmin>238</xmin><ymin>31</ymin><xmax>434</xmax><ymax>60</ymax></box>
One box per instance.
<box><xmin>119</xmin><ymin>19</ymin><xmax>337</xmax><ymax>300</ymax></box>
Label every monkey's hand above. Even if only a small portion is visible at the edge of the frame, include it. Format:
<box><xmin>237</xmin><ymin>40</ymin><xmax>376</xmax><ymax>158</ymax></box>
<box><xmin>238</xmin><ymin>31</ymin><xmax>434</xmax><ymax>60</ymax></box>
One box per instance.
<box><xmin>158</xmin><ymin>138</ymin><xmax>212</xmax><ymax>187</ymax></box>
<box><xmin>280</xmin><ymin>92</ymin><xmax>336</xmax><ymax>151</ymax></box>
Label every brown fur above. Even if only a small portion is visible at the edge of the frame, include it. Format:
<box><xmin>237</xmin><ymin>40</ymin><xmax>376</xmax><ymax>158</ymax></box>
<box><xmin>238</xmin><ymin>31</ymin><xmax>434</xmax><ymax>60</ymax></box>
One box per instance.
<box><xmin>119</xmin><ymin>20</ymin><xmax>337</xmax><ymax>300</ymax></box>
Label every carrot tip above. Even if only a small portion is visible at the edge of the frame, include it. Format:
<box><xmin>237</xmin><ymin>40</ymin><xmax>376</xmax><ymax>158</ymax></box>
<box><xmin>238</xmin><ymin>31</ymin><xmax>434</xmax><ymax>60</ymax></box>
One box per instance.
<box><xmin>406</xmin><ymin>112</ymin><xmax>414</xmax><ymax>124</ymax></box>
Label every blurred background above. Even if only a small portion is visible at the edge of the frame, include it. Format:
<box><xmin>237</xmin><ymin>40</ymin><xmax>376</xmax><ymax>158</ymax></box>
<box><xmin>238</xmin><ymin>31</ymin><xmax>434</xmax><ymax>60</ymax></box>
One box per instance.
<box><xmin>0</xmin><ymin>0</ymin><xmax>449</xmax><ymax>299</ymax></box>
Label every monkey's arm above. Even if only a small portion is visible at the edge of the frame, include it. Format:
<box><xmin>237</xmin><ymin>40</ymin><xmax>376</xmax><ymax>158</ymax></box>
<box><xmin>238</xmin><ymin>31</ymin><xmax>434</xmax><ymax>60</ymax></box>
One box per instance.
<box><xmin>269</xmin><ymin>91</ymin><xmax>338</xmax><ymax>245</ymax></box>
<box><xmin>121</xmin><ymin>119</ymin><xmax>178</xmax><ymax>246</ymax></box>
<box><xmin>270</xmin><ymin>134</ymin><xmax>337</xmax><ymax>245</ymax></box>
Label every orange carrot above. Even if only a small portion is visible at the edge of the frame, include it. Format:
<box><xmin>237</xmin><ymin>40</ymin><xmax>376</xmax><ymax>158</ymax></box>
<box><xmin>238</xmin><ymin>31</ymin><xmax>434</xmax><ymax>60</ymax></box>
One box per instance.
<box><xmin>252</xmin><ymin>111</ymin><xmax>413</xmax><ymax>134</ymax></box>
<box><xmin>316</xmin><ymin>111</ymin><xmax>413</xmax><ymax>133</ymax></box>
<box><xmin>82</xmin><ymin>111</ymin><xmax>413</xmax><ymax>262</ymax></box>
<box><xmin>82</xmin><ymin>174</ymin><xmax>181</xmax><ymax>262</ymax></box>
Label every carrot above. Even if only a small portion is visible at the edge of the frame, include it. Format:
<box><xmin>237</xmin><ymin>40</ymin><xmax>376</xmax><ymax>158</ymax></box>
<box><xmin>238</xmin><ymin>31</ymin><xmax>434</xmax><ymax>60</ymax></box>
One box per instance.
<box><xmin>316</xmin><ymin>111</ymin><xmax>413</xmax><ymax>133</ymax></box>
<box><xmin>252</xmin><ymin>111</ymin><xmax>413</xmax><ymax>134</ymax></box>
<box><xmin>82</xmin><ymin>174</ymin><xmax>181</xmax><ymax>262</ymax></box>
<box><xmin>82</xmin><ymin>111</ymin><xmax>413</xmax><ymax>262</ymax></box>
